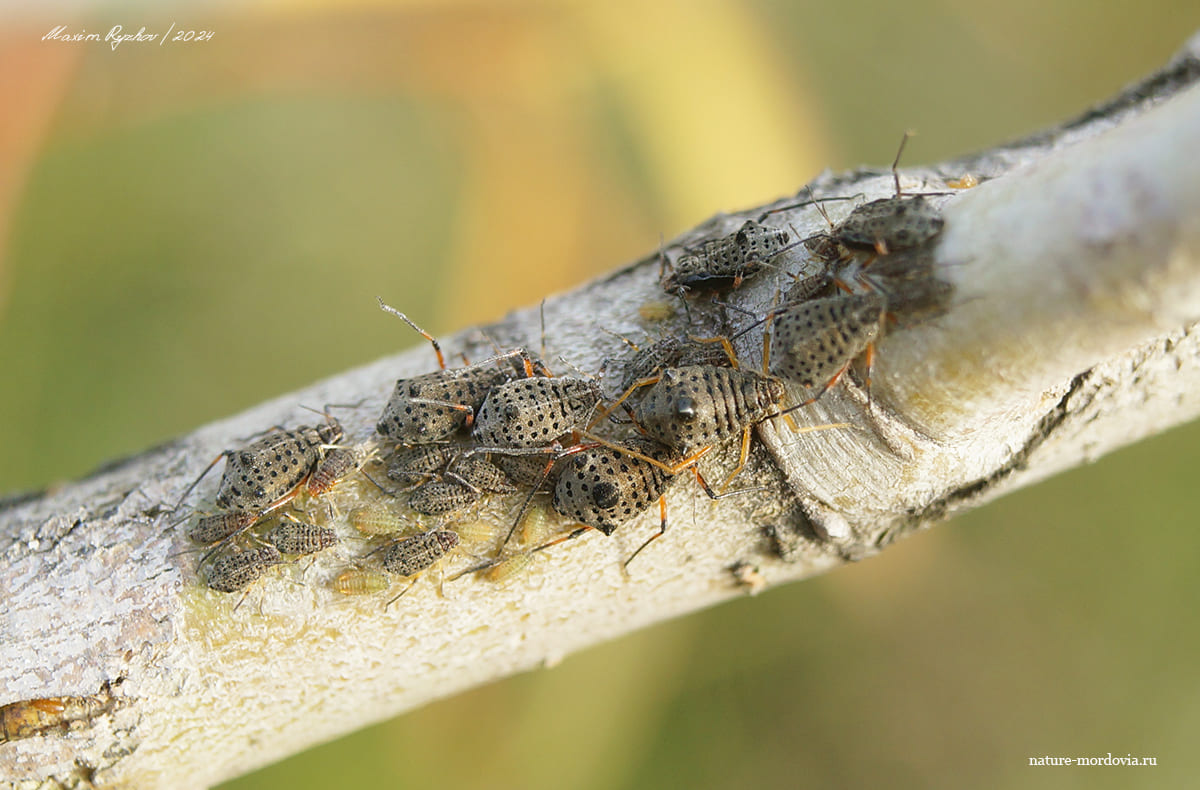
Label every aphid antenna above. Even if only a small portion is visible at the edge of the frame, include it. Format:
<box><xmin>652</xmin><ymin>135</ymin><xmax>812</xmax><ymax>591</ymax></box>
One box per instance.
<box><xmin>755</xmin><ymin>193</ymin><xmax>858</xmax><ymax>223</ymax></box>
<box><xmin>378</xmin><ymin>296</ymin><xmax>447</xmax><ymax>370</ymax></box>
<box><xmin>172</xmin><ymin>452</ymin><xmax>227</xmax><ymax>511</ymax></box>
<box><xmin>601</xmin><ymin>327</ymin><xmax>642</xmax><ymax>352</ymax></box>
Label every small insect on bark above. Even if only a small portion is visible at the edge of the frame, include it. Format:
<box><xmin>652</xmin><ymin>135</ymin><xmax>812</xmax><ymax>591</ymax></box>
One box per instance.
<box><xmin>176</xmin><ymin>418</ymin><xmax>345</xmax><ymax>516</ymax></box>
<box><xmin>306</xmin><ymin>440</ymin><xmax>378</xmax><ymax>497</ymax></box>
<box><xmin>768</xmin><ymin>293</ymin><xmax>887</xmax><ymax>402</ymax></box>
<box><xmin>472</xmin><ymin>377</ymin><xmax>603</xmax><ymax>449</ymax></box>
<box><xmin>204</xmin><ymin>545</ymin><xmax>284</xmax><ymax>594</ymax></box>
<box><xmin>331</xmin><ymin>567</ymin><xmax>391</xmax><ymax>596</ymax></box>
<box><xmin>349</xmin><ymin>504</ymin><xmax>412</xmax><ymax>536</ymax></box>
<box><xmin>380</xmin><ymin>529</ymin><xmax>461</xmax><ymax>605</ymax></box>
<box><xmin>662</xmin><ymin>220</ymin><xmax>793</xmax><ymax>297</ymax></box>
<box><xmin>375</xmin><ymin>299</ymin><xmax>538</xmax><ymax>444</ymax></box>
<box><xmin>0</xmin><ymin>680</ymin><xmax>122</xmax><ymax>743</ymax></box>
<box><xmin>187</xmin><ymin>511</ymin><xmax>257</xmax><ymax>545</ymax></box>
<box><xmin>266</xmin><ymin>515</ymin><xmax>338</xmax><ymax>556</ymax></box>
<box><xmin>547</xmin><ymin>436</ymin><xmax>735</xmax><ymax>567</ymax></box>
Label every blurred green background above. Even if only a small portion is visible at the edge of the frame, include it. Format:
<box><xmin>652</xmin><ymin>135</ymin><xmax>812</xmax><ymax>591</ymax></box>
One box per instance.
<box><xmin>2</xmin><ymin>2</ymin><xmax>1199</xmax><ymax>788</ymax></box>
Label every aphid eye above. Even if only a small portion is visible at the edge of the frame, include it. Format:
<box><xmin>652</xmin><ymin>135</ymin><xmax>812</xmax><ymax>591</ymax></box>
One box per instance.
<box><xmin>674</xmin><ymin>396</ymin><xmax>698</xmax><ymax>421</ymax></box>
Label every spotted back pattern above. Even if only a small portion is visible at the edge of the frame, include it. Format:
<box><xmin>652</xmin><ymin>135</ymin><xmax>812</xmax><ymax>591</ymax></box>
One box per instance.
<box><xmin>473</xmin><ymin>377</ymin><xmax>603</xmax><ymax>448</ymax></box>
<box><xmin>215</xmin><ymin>420</ymin><xmax>344</xmax><ymax>512</ymax></box>
<box><xmin>769</xmin><ymin>294</ymin><xmax>885</xmax><ymax>389</ymax></box>
<box><xmin>552</xmin><ymin>437</ymin><xmax>675</xmax><ymax>535</ymax></box>
<box><xmin>381</xmin><ymin>530</ymin><xmax>460</xmax><ymax>577</ymax></box>
<box><xmin>267</xmin><ymin>519</ymin><xmax>338</xmax><ymax>556</ymax></box>
<box><xmin>205</xmin><ymin>546</ymin><xmax>284</xmax><ymax>593</ymax></box>
<box><xmin>632</xmin><ymin>366</ymin><xmax>786</xmax><ymax>453</ymax></box>
<box><xmin>663</xmin><ymin>220</ymin><xmax>791</xmax><ymax>295</ymax></box>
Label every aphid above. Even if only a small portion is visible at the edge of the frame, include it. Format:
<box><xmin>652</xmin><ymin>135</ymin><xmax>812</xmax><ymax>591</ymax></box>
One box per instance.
<box><xmin>386</xmin><ymin>444</ymin><xmax>458</xmax><ymax>484</ymax></box>
<box><xmin>380</xmin><ymin>530</ymin><xmax>460</xmax><ymax>603</ymax></box>
<box><xmin>307</xmin><ymin>441</ymin><xmax>377</xmax><ymax>496</ymax></box>
<box><xmin>730</xmin><ymin>562</ymin><xmax>767</xmax><ymax>595</ymax></box>
<box><xmin>493</xmin><ymin>454</ymin><xmax>560</xmax><ymax>490</ymax></box>
<box><xmin>834</xmin><ymin>194</ymin><xmax>944</xmax><ymax>256</ymax></box>
<box><xmin>349</xmin><ymin>504</ymin><xmax>411</xmax><ymax>536</ymax></box>
<box><xmin>331</xmin><ymin>567</ymin><xmax>391</xmax><ymax>596</ymax></box>
<box><xmin>617</xmin><ymin>335</ymin><xmax>736</xmax><ymax>392</ymax></box>
<box><xmin>447</xmin><ymin>454</ymin><xmax>518</xmax><ymax>494</ymax></box>
<box><xmin>407</xmin><ymin>479</ymin><xmax>483</xmax><ymax>515</ymax></box>
<box><xmin>552</xmin><ymin>437</ymin><xmax>676</xmax><ymax>536</ymax></box>
<box><xmin>662</xmin><ymin>220</ymin><xmax>791</xmax><ymax>296</ymax></box>
<box><xmin>769</xmin><ymin>293</ymin><xmax>886</xmax><ymax>397</ymax></box>
<box><xmin>0</xmin><ymin>681</ymin><xmax>122</xmax><ymax>743</ymax></box>
<box><xmin>266</xmin><ymin>516</ymin><xmax>338</xmax><ymax>556</ymax></box>
<box><xmin>547</xmin><ymin>436</ymin><xmax>735</xmax><ymax>566</ymax></box>
<box><xmin>944</xmin><ymin>173</ymin><xmax>978</xmax><ymax>189</ymax></box>
<box><xmin>187</xmin><ymin>511</ymin><xmax>256</xmax><ymax>545</ymax></box>
<box><xmin>472</xmin><ymin>377</ymin><xmax>603</xmax><ymax>448</ymax></box>
<box><xmin>836</xmin><ymin>246</ymin><xmax>952</xmax><ymax>325</ymax></box>
<box><xmin>177</xmin><ymin>419</ymin><xmax>344</xmax><ymax>515</ymax></box>
<box><xmin>375</xmin><ymin>299</ymin><xmax>536</xmax><ymax>444</ymax></box>
<box><xmin>632</xmin><ymin>366</ymin><xmax>786</xmax><ymax>455</ymax></box>
<box><xmin>204</xmin><ymin>545</ymin><xmax>283</xmax><ymax>593</ymax></box>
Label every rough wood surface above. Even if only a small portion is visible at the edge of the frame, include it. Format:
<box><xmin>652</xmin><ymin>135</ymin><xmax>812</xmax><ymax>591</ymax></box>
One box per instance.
<box><xmin>2</xmin><ymin>32</ymin><xmax>1199</xmax><ymax>790</ymax></box>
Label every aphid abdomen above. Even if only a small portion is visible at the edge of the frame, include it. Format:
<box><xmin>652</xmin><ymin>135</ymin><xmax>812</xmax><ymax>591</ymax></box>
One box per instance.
<box><xmin>332</xmin><ymin>568</ymin><xmax>391</xmax><ymax>596</ymax></box>
<box><xmin>267</xmin><ymin>521</ymin><xmax>338</xmax><ymax>556</ymax></box>
<box><xmin>205</xmin><ymin>546</ymin><xmax>283</xmax><ymax>593</ymax></box>
<box><xmin>635</xmin><ymin>367</ymin><xmax>783</xmax><ymax>452</ymax></box>
<box><xmin>473</xmin><ymin>378</ymin><xmax>601</xmax><ymax>448</ymax></box>
<box><xmin>770</xmin><ymin>294</ymin><xmax>884</xmax><ymax>388</ymax></box>
<box><xmin>187</xmin><ymin>511</ymin><xmax>256</xmax><ymax>545</ymax></box>
<box><xmin>381</xmin><ymin>530</ymin><xmax>459</xmax><ymax>577</ymax></box>
<box><xmin>552</xmin><ymin>439</ymin><xmax>674</xmax><ymax>534</ymax></box>
<box><xmin>214</xmin><ymin>427</ymin><xmax>326</xmax><ymax>512</ymax></box>
<box><xmin>408</xmin><ymin>479</ymin><xmax>481</xmax><ymax>515</ymax></box>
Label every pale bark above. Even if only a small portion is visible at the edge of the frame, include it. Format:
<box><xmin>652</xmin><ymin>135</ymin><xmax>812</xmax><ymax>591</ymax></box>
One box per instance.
<box><xmin>3</xmin><ymin>32</ymin><xmax>1200</xmax><ymax>790</ymax></box>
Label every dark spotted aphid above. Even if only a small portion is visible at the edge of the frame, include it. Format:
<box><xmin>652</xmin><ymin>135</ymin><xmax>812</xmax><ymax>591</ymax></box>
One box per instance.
<box><xmin>176</xmin><ymin>420</ymin><xmax>344</xmax><ymax>515</ymax></box>
<box><xmin>307</xmin><ymin>441</ymin><xmax>376</xmax><ymax>496</ymax></box>
<box><xmin>205</xmin><ymin>545</ymin><xmax>284</xmax><ymax>593</ymax></box>
<box><xmin>381</xmin><ymin>529</ymin><xmax>460</xmax><ymax>577</ymax></box>
<box><xmin>769</xmin><ymin>294</ymin><xmax>886</xmax><ymax>393</ymax></box>
<box><xmin>836</xmin><ymin>247</ymin><xmax>952</xmax><ymax>325</ymax></box>
<box><xmin>473</xmin><ymin>377</ymin><xmax>603</xmax><ymax>448</ymax></box>
<box><xmin>386</xmin><ymin>444</ymin><xmax>458</xmax><ymax>484</ymax></box>
<box><xmin>632</xmin><ymin>366</ymin><xmax>786</xmax><ymax>454</ymax></box>
<box><xmin>0</xmin><ymin>680</ymin><xmax>122</xmax><ymax>743</ymax></box>
<box><xmin>552</xmin><ymin>438</ymin><xmax>675</xmax><ymax>535</ymax></box>
<box><xmin>408</xmin><ymin>479</ymin><xmax>483</xmax><ymax>515</ymax></box>
<box><xmin>833</xmin><ymin>195</ymin><xmax>944</xmax><ymax>256</ymax></box>
<box><xmin>187</xmin><ymin>511</ymin><xmax>256</xmax><ymax>545</ymax></box>
<box><xmin>618</xmin><ymin>335</ymin><xmax>735</xmax><ymax>392</ymax></box>
<box><xmin>375</xmin><ymin>299</ymin><xmax>536</xmax><ymax>444</ymax></box>
<box><xmin>266</xmin><ymin>517</ymin><xmax>338</xmax><ymax>556</ymax></box>
<box><xmin>376</xmin><ymin>364</ymin><xmax>526</xmax><ymax>444</ymax></box>
<box><xmin>447</xmin><ymin>454</ymin><xmax>518</xmax><ymax>494</ymax></box>
<box><xmin>493</xmin><ymin>453</ymin><xmax>560</xmax><ymax>490</ymax></box>
<box><xmin>332</xmin><ymin>567</ymin><xmax>391</xmax><ymax>596</ymax></box>
<box><xmin>662</xmin><ymin>220</ymin><xmax>791</xmax><ymax>296</ymax></box>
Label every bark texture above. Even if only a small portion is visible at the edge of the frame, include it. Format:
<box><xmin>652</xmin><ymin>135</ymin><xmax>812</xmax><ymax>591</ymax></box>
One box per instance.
<box><xmin>2</xmin><ymin>32</ymin><xmax>1200</xmax><ymax>790</ymax></box>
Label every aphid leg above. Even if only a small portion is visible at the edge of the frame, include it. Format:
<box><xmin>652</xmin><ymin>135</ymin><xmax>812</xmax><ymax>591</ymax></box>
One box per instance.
<box><xmin>623</xmin><ymin>495</ymin><xmax>667</xmax><ymax>570</ymax></box>
<box><xmin>686</xmin><ymin>335</ymin><xmax>739</xmax><ymax>368</ymax></box>
<box><xmin>579</xmin><ymin>432</ymin><xmax>714</xmax><ymax>476</ymax></box>
<box><xmin>587</xmin><ymin>374</ymin><xmax>663</xmax><ymax>429</ymax></box>
<box><xmin>719</xmin><ymin>426</ymin><xmax>754</xmax><ymax>492</ymax></box>
<box><xmin>499</xmin><ymin>444</ymin><xmax>597</xmax><ymax>555</ymax></box>
<box><xmin>385</xmin><ymin>578</ymin><xmax>420</xmax><ymax>610</ymax></box>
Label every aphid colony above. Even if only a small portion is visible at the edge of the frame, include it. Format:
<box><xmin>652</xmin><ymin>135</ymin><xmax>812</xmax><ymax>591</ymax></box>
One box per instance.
<box><xmin>173</xmin><ymin>145</ymin><xmax>960</xmax><ymax>606</ymax></box>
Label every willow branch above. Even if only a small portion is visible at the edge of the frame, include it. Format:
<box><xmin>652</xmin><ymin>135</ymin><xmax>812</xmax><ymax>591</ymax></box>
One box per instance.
<box><xmin>2</xmin><ymin>32</ymin><xmax>1199</xmax><ymax>790</ymax></box>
